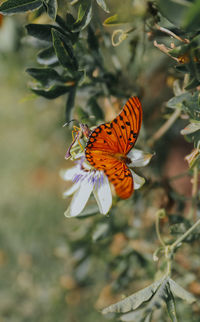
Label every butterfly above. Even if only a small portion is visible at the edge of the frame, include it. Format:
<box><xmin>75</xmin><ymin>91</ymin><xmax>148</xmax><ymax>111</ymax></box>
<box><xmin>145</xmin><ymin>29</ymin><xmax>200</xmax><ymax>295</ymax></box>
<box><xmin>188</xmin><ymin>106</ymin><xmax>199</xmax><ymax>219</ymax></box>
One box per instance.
<box><xmin>85</xmin><ymin>96</ymin><xmax>143</xmax><ymax>199</ymax></box>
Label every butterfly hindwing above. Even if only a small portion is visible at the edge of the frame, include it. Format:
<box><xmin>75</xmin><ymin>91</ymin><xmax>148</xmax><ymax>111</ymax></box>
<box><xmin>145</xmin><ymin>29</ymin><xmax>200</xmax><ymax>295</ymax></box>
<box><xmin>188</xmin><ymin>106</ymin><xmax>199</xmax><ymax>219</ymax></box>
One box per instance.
<box><xmin>85</xmin><ymin>153</ymin><xmax>134</xmax><ymax>199</ymax></box>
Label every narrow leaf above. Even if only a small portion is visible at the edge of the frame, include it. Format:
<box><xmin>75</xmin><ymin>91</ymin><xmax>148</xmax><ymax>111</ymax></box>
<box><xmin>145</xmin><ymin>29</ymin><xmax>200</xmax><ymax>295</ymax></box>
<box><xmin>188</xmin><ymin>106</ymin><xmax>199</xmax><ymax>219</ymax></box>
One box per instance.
<box><xmin>169</xmin><ymin>278</ymin><xmax>196</xmax><ymax>304</ymax></box>
<box><xmin>43</xmin><ymin>0</ymin><xmax>57</xmax><ymax>20</ymax></box>
<box><xmin>166</xmin><ymin>283</ymin><xmax>178</xmax><ymax>322</ymax></box>
<box><xmin>180</xmin><ymin>122</ymin><xmax>200</xmax><ymax>135</ymax></box>
<box><xmin>26</xmin><ymin>23</ymin><xmax>69</xmax><ymax>42</ymax></box>
<box><xmin>31</xmin><ymin>84</ymin><xmax>73</xmax><ymax>99</ymax></box>
<box><xmin>96</xmin><ymin>0</ymin><xmax>109</xmax><ymax>13</ymax></box>
<box><xmin>102</xmin><ymin>279</ymin><xmax>163</xmax><ymax>314</ymax></box>
<box><xmin>120</xmin><ymin>308</ymin><xmax>146</xmax><ymax>321</ymax></box>
<box><xmin>0</xmin><ymin>0</ymin><xmax>42</xmax><ymax>14</ymax></box>
<box><xmin>37</xmin><ymin>46</ymin><xmax>58</xmax><ymax>65</ymax></box>
<box><xmin>52</xmin><ymin>29</ymin><xmax>78</xmax><ymax>71</ymax></box>
<box><xmin>26</xmin><ymin>67</ymin><xmax>65</xmax><ymax>86</ymax></box>
<box><xmin>184</xmin><ymin>77</ymin><xmax>200</xmax><ymax>90</ymax></box>
<box><xmin>73</xmin><ymin>2</ymin><xmax>92</xmax><ymax>32</ymax></box>
<box><xmin>166</xmin><ymin>92</ymin><xmax>191</xmax><ymax>109</ymax></box>
<box><xmin>103</xmin><ymin>14</ymin><xmax>120</xmax><ymax>26</ymax></box>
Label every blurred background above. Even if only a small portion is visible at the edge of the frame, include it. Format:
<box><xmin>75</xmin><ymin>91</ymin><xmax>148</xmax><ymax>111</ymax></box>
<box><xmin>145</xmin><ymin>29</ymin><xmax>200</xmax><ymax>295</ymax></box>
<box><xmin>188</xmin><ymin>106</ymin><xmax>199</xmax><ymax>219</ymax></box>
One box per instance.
<box><xmin>0</xmin><ymin>1</ymin><xmax>200</xmax><ymax>321</ymax></box>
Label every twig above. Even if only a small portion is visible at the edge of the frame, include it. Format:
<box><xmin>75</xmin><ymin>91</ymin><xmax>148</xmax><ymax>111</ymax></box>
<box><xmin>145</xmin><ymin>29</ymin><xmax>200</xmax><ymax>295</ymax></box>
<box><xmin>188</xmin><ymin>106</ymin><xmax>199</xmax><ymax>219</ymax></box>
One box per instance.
<box><xmin>155</xmin><ymin>209</ymin><xmax>166</xmax><ymax>248</ymax></box>
<box><xmin>148</xmin><ymin>108</ymin><xmax>181</xmax><ymax>147</ymax></box>
<box><xmin>171</xmin><ymin>217</ymin><xmax>200</xmax><ymax>250</ymax></box>
<box><xmin>153</xmin><ymin>41</ymin><xmax>179</xmax><ymax>62</ymax></box>
<box><xmin>191</xmin><ymin>165</ymin><xmax>199</xmax><ymax>221</ymax></box>
<box><xmin>155</xmin><ymin>24</ymin><xmax>190</xmax><ymax>44</ymax></box>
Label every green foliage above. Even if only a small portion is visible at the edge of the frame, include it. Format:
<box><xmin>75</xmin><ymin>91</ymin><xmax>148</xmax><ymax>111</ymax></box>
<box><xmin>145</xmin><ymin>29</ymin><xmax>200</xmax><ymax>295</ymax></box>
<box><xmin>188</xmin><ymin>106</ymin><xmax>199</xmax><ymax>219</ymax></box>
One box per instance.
<box><xmin>103</xmin><ymin>277</ymin><xmax>195</xmax><ymax>321</ymax></box>
<box><xmin>0</xmin><ymin>0</ymin><xmax>43</xmax><ymax>14</ymax></box>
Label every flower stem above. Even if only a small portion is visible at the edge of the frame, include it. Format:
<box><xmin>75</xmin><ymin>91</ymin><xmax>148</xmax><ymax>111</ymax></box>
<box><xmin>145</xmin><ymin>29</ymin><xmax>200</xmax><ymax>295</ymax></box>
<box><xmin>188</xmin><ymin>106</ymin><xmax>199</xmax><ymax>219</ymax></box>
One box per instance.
<box><xmin>148</xmin><ymin>108</ymin><xmax>181</xmax><ymax>147</ymax></box>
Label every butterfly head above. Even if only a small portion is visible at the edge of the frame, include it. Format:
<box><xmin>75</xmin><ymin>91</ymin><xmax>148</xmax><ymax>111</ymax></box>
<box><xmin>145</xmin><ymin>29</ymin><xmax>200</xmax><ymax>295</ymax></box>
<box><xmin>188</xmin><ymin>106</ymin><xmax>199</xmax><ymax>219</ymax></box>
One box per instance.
<box><xmin>65</xmin><ymin>121</ymin><xmax>92</xmax><ymax>160</ymax></box>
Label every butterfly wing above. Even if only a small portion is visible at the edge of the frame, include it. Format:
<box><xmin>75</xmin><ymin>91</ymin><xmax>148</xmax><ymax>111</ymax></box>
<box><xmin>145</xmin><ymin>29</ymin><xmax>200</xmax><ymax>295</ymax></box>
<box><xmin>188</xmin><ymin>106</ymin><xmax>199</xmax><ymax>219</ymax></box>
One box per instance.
<box><xmin>85</xmin><ymin>96</ymin><xmax>142</xmax><ymax>156</ymax></box>
<box><xmin>86</xmin><ymin>152</ymin><xmax>133</xmax><ymax>199</ymax></box>
<box><xmin>85</xmin><ymin>96</ymin><xmax>142</xmax><ymax>199</ymax></box>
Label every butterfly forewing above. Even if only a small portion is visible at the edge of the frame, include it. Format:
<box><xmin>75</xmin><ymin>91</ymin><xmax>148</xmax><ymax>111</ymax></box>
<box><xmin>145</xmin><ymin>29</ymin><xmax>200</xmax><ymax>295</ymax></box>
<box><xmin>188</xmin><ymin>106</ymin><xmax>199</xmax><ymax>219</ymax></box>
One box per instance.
<box><xmin>85</xmin><ymin>96</ymin><xmax>142</xmax><ymax>199</ymax></box>
<box><xmin>114</xmin><ymin>96</ymin><xmax>142</xmax><ymax>154</ymax></box>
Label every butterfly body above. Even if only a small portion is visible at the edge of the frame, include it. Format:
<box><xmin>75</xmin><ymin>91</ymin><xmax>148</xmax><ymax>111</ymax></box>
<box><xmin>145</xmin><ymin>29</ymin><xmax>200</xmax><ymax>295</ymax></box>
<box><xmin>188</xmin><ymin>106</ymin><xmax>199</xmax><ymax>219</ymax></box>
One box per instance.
<box><xmin>85</xmin><ymin>96</ymin><xmax>142</xmax><ymax>199</ymax></box>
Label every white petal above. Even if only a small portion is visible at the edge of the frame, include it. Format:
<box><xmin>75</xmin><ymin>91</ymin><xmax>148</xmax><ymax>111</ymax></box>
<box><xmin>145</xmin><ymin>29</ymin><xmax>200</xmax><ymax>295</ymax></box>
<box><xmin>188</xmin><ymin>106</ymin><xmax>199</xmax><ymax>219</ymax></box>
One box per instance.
<box><xmin>63</xmin><ymin>181</ymin><xmax>81</xmax><ymax>198</ymax></box>
<box><xmin>60</xmin><ymin>166</ymin><xmax>79</xmax><ymax>181</ymax></box>
<box><xmin>64</xmin><ymin>179</ymin><xmax>93</xmax><ymax>217</ymax></box>
<box><xmin>130</xmin><ymin>169</ymin><xmax>145</xmax><ymax>190</ymax></box>
<box><xmin>93</xmin><ymin>175</ymin><xmax>112</xmax><ymax>215</ymax></box>
<box><xmin>128</xmin><ymin>148</ymin><xmax>153</xmax><ymax>168</ymax></box>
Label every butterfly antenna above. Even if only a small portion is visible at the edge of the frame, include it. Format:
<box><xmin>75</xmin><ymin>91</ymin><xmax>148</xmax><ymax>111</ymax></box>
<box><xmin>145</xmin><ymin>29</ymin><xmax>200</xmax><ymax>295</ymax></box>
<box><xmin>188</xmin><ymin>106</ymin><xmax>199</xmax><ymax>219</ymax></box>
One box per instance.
<box><xmin>62</xmin><ymin>119</ymin><xmax>78</xmax><ymax>127</ymax></box>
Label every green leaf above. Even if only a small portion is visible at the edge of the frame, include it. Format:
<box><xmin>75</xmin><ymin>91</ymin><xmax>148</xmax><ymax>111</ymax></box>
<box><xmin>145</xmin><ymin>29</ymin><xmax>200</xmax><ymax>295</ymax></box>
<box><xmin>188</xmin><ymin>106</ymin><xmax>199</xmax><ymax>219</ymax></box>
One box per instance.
<box><xmin>168</xmin><ymin>44</ymin><xmax>189</xmax><ymax>58</ymax></box>
<box><xmin>183</xmin><ymin>0</ymin><xmax>200</xmax><ymax>31</ymax></box>
<box><xmin>26</xmin><ymin>67</ymin><xmax>65</xmax><ymax>86</ymax></box>
<box><xmin>96</xmin><ymin>0</ymin><xmax>109</xmax><ymax>13</ymax></box>
<box><xmin>31</xmin><ymin>84</ymin><xmax>73</xmax><ymax>99</ymax></box>
<box><xmin>65</xmin><ymin>87</ymin><xmax>76</xmax><ymax>122</ymax></box>
<box><xmin>0</xmin><ymin>0</ymin><xmax>42</xmax><ymax>14</ymax></box>
<box><xmin>52</xmin><ymin>29</ymin><xmax>78</xmax><ymax>71</ymax></box>
<box><xmin>102</xmin><ymin>279</ymin><xmax>163</xmax><ymax>314</ymax></box>
<box><xmin>184</xmin><ymin>77</ymin><xmax>200</xmax><ymax>90</ymax></box>
<box><xmin>166</xmin><ymin>283</ymin><xmax>178</xmax><ymax>322</ymax></box>
<box><xmin>181</xmin><ymin>122</ymin><xmax>200</xmax><ymax>135</ymax></box>
<box><xmin>157</xmin><ymin>0</ymin><xmax>192</xmax><ymax>29</ymax></box>
<box><xmin>87</xmin><ymin>26</ymin><xmax>99</xmax><ymax>52</ymax></box>
<box><xmin>37</xmin><ymin>46</ymin><xmax>58</xmax><ymax>65</ymax></box>
<box><xmin>26</xmin><ymin>23</ymin><xmax>69</xmax><ymax>42</ymax></box>
<box><xmin>120</xmin><ymin>308</ymin><xmax>146</xmax><ymax>321</ymax></box>
<box><xmin>26</xmin><ymin>23</ymin><xmax>55</xmax><ymax>42</ymax></box>
<box><xmin>166</xmin><ymin>92</ymin><xmax>191</xmax><ymax>109</ymax></box>
<box><xmin>43</xmin><ymin>0</ymin><xmax>57</xmax><ymax>20</ymax></box>
<box><xmin>103</xmin><ymin>14</ymin><xmax>122</xmax><ymax>26</ymax></box>
<box><xmin>73</xmin><ymin>1</ymin><xmax>92</xmax><ymax>32</ymax></box>
<box><xmin>169</xmin><ymin>278</ymin><xmax>196</xmax><ymax>304</ymax></box>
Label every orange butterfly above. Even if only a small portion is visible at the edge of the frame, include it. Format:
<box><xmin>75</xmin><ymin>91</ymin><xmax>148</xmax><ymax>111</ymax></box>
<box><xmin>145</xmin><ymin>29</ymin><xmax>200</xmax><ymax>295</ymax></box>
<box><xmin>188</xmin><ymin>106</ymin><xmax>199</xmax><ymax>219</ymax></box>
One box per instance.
<box><xmin>85</xmin><ymin>96</ymin><xmax>142</xmax><ymax>199</ymax></box>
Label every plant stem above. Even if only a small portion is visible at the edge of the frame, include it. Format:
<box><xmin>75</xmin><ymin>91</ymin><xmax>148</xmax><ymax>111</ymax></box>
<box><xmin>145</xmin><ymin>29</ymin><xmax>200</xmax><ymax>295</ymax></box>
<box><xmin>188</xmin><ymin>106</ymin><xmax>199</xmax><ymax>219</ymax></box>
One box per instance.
<box><xmin>155</xmin><ymin>209</ymin><xmax>166</xmax><ymax>248</ymax></box>
<box><xmin>192</xmin><ymin>165</ymin><xmax>199</xmax><ymax>221</ymax></box>
<box><xmin>171</xmin><ymin>217</ymin><xmax>200</xmax><ymax>250</ymax></box>
<box><xmin>148</xmin><ymin>108</ymin><xmax>181</xmax><ymax>147</ymax></box>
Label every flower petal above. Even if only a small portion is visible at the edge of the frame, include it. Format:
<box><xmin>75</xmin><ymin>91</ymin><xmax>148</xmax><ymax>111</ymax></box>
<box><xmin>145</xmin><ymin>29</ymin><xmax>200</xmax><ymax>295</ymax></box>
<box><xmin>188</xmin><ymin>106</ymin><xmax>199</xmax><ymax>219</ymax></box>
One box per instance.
<box><xmin>130</xmin><ymin>169</ymin><xmax>145</xmax><ymax>190</ymax></box>
<box><xmin>64</xmin><ymin>178</ymin><xmax>93</xmax><ymax>217</ymax></box>
<box><xmin>93</xmin><ymin>175</ymin><xmax>112</xmax><ymax>215</ymax></box>
<box><xmin>60</xmin><ymin>166</ymin><xmax>79</xmax><ymax>181</ymax></box>
<box><xmin>128</xmin><ymin>148</ymin><xmax>153</xmax><ymax>167</ymax></box>
<box><xmin>63</xmin><ymin>181</ymin><xmax>81</xmax><ymax>198</ymax></box>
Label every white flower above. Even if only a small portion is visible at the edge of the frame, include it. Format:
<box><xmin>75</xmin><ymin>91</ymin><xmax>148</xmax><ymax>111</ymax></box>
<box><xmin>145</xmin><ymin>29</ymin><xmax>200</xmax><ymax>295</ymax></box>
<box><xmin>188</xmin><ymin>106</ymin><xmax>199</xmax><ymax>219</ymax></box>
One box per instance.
<box><xmin>61</xmin><ymin>149</ymin><xmax>153</xmax><ymax>218</ymax></box>
<box><xmin>60</xmin><ymin>158</ymin><xmax>112</xmax><ymax>218</ymax></box>
<box><xmin>127</xmin><ymin>148</ymin><xmax>153</xmax><ymax>190</ymax></box>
